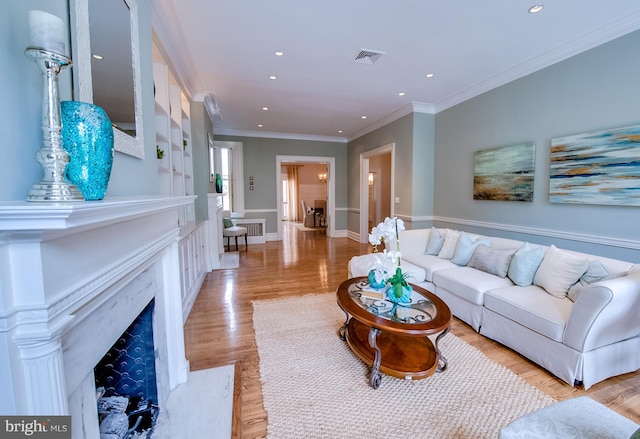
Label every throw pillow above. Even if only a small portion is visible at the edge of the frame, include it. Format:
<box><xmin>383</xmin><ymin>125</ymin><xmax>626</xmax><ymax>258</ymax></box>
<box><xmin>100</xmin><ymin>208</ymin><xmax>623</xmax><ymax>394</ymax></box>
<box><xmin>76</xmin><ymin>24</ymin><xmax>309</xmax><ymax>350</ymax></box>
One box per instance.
<box><xmin>507</xmin><ymin>243</ymin><xmax>545</xmax><ymax>287</ymax></box>
<box><xmin>425</xmin><ymin>227</ymin><xmax>445</xmax><ymax>255</ymax></box>
<box><xmin>533</xmin><ymin>245</ymin><xmax>589</xmax><ymax>298</ymax></box>
<box><xmin>437</xmin><ymin>229</ymin><xmax>461</xmax><ymax>259</ymax></box>
<box><xmin>223</xmin><ymin>218</ymin><xmax>234</xmax><ymax>228</ymax></box>
<box><xmin>468</xmin><ymin>245</ymin><xmax>516</xmax><ymax>278</ymax></box>
<box><xmin>567</xmin><ymin>260</ymin><xmax>609</xmax><ymax>302</ymax></box>
<box><xmin>451</xmin><ymin>233</ymin><xmax>490</xmax><ymax>266</ymax></box>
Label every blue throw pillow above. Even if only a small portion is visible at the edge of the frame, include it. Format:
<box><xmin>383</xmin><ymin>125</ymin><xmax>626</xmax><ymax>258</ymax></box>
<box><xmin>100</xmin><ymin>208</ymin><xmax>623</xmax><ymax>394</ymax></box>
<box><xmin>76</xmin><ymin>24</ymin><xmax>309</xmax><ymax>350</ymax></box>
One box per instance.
<box><xmin>507</xmin><ymin>243</ymin><xmax>544</xmax><ymax>287</ymax></box>
<box><xmin>425</xmin><ymin>227</ymin><xmax>445</xmax><ymax>255</ymax></box>
<box><xmin>223</xmin><ymin>218</ymin><xmax>234</xmax><ymax>228</ymax></box>
<box><xmin>451</xmin><ymin>232</ymin><xmax>490</xmax><ymax>266</ymax></box>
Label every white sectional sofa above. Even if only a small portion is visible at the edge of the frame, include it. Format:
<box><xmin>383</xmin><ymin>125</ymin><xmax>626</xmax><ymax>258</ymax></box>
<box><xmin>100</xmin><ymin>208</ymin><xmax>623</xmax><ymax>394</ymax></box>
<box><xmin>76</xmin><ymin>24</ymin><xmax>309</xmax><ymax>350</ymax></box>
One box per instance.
<box><xmin>348</xmin><ymin>227</ymin><xmax>640</xmax><ymax>389</ymax></box>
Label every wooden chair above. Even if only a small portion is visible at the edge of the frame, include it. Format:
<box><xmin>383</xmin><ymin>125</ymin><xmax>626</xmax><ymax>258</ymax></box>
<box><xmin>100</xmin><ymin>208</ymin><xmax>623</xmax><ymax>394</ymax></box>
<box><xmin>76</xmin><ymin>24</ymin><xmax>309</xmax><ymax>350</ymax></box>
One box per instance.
<box><xmin>222</xmin><ymin>210</ymin><xmax>247</xmax><ymax>251</ymax></box>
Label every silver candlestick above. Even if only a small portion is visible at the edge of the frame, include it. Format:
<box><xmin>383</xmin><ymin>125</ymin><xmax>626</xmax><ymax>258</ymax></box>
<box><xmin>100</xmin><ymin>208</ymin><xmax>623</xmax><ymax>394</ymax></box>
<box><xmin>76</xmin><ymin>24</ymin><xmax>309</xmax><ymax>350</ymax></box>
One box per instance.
<box><xmin>25</xmin><ymin>47</ymin><xmax>84</xmax><ymax>202</ymax></box>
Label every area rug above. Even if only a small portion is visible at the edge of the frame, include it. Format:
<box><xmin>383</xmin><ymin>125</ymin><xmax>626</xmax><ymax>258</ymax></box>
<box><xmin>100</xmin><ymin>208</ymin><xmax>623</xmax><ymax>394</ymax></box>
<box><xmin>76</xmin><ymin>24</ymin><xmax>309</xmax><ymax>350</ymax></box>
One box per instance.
<box><xmin>294</xmin><ymin>223</ymin><xmax>326</xmax><ymax>232</ymax></box>
<box><xmin>252</xmin><ymin>293</ymin><xmax>555</xmax><ymax>439</ymax></box>
<box><xmin>216</xmin><ymin>251</ymin><xmax>239</xmax><ymax>269</ymax></box>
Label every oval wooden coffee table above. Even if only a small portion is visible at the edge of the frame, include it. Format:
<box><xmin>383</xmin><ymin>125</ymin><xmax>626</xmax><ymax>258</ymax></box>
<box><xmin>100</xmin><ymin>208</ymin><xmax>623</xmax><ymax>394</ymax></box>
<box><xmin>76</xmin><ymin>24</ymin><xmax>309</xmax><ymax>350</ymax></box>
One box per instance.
<box><xmin>336</xmin><ymin>277</ymin><xmax>451</xmax><ymax>389</ymax></box>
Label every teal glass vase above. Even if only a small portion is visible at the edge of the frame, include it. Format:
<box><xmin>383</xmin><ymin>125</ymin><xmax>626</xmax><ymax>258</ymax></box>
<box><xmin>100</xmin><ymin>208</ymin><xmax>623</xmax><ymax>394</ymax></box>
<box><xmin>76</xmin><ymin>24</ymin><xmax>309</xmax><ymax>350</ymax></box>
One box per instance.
<box><xmin>215</xmin><ymin>173</ymin><xmax>223</xmax><ymax>193</ymax></box>
<box><xmin>60</xmin><ymin>101</ymin><xmax>114</xmax><ymax>200</ymax></box>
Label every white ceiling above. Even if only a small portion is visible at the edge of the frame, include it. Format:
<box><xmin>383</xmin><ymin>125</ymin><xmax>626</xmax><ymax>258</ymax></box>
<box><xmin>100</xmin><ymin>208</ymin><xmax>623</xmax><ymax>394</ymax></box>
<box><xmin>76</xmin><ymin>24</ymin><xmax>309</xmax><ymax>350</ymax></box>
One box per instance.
<box><xmin>151</xmin><ymin>1</ymin><xmax>640</xmax><ymax>142</ymax></box>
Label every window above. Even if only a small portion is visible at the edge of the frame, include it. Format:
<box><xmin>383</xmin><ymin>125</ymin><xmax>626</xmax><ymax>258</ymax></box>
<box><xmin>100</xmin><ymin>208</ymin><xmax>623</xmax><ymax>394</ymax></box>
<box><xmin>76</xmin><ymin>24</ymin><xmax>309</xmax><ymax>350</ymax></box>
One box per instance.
<box><xmin>213</xmin><ymin>141</ymin><xmax>244</xmax><ymax>217</ymax></box>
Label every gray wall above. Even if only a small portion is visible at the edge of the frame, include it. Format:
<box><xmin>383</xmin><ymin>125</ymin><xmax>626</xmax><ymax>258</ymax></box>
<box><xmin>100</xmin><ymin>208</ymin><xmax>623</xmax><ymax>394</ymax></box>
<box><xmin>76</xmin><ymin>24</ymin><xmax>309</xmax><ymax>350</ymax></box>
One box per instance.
<box><xmin>433</xmin><ymin>30</ymin><xmax>640</xmax><ymax>261</ymax></box>
<box><xmin>347</xmin><ymin>112</ymin><xmax>436</xmax><ymax>232</ymax></box>
<box><xmin>190</xmin><ymin>102</ymin><xmax>215</xmax><ymax>220</ymax></box>
<box><xmin>1</xmin><ymin>0</ymin><xmax>158</xmax><ymax>202</ymax></box>
<box><xmin>214</xmin><ymin>135</ymin><xmax>348</xmax><ymax>233</ymax></box>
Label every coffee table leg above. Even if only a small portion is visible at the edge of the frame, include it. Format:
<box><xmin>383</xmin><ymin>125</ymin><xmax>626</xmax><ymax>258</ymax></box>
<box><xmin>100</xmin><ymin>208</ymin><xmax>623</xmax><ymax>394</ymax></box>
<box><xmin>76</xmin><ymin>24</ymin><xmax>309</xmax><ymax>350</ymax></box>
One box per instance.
<box><xmin>338</xmin><ymin>312</ymin><xmax>349</xmax><ymax>341</ymax></box>
<box><xmin>368</xmin><ymin>328</ymin><xmax>382</xmax><ymax>389</ymax></box>
<box><xmin>435</xmin><ymin>326</ymin><xmax>451</xmax><ymax>373</ymax></box>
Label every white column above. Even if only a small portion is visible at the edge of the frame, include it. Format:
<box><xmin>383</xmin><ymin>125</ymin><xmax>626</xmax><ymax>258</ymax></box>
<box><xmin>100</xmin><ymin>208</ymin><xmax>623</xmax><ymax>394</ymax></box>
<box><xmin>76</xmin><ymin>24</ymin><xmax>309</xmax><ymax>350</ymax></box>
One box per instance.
<box><xmin>14</xmin><ymin>319</ymin><xmax>72</xmax><ymax>415</ymax></box>
<box><xmin>161</xmin><ymin>239</ymin><xmax>189</xmax><ymax>390</ymax></box>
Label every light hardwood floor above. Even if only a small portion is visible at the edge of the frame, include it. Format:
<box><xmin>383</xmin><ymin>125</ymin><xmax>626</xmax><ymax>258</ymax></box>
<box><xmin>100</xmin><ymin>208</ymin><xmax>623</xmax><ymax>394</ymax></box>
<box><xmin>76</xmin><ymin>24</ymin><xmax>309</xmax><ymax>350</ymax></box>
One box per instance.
<box><xmin>183</xmin><ymin>222</ymin><xmax>640</xmax><ymax>438</ymax></box>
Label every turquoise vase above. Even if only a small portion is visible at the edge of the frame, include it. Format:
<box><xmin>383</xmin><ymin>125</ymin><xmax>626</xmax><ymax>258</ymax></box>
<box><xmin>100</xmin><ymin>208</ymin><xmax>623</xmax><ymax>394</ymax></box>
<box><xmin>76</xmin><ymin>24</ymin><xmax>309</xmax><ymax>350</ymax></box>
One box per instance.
<box><xmin>215</xmin><ymin>173</ymin><xmax>223</xmax><ymax>193</ymax></box>
<box><xmin>60</xmin><ymin>101</ymin><xmax>114</xmax><ymax>200</ymax></box>
<box><xmin>387</xmin><ymin>284</ymin><xmax>412</xmax><ymax>303</ymax></box>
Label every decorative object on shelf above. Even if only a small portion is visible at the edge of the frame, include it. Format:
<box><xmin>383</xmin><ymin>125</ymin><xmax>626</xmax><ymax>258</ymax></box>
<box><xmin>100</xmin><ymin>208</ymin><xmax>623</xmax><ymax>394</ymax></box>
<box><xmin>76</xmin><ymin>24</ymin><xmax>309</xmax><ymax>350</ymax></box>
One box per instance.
<box><xmin>215</xmin><ymin>173</ymin><xmax>223</xmax><ymax>193</ymax></box>
<box><xmin>367</xmin><ymin>217</ymin><xmax>411</xmax><ymax>302</ymax></box>
<box><xmin>157</xmin><ymin>146</ymin><xmax>165</xmax><ymax>159</ymax></box>
<box><xmin>60</xmin><ymin>101</ymin><xmax>114</xmax><ymax>200</ymax></box>
<box><xmin>183</xmin><ymin>139</ymin><xmax>187</xmax><ymax>150</ymax></box>
<box><xmin>25</xmin><ymin>10</ymin><xmax>84</xmax><ymax>202</ymax></box>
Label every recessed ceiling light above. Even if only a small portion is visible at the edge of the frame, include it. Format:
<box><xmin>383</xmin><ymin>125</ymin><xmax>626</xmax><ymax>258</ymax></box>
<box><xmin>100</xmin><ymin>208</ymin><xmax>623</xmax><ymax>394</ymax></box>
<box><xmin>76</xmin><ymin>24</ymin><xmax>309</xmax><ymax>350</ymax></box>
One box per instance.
<box><xmin>92</xmin><ymin>54</ymin><xmax>104</xmax><ymax>60</ymax></box>
<box><xmin>268</xmin><ymin>75</ymin><xmax>277</xmax><ymax>80</ymax></box>
<box><xmin>338</xmin><ymin>130</ymin><xmax>343</xmax><ymax>133</ymax></box>
<box><xmin>528</xmin><ymin>4</ymin><xmax>543</xmax><ymax>13</ymax></box>
<box><xmin>398</xmin><ymin>92</ymin><xmax>405</xmax><ymax>96</ymax></box>
<box><xmin>274</xmin><ymin>51</ymin><xmax>284</xmax><ymax>56</ymax></box>
<box><xmin>258</xmin><ymin>124</ymin><xmax>263</xmax><ymax>128</ymax></box>
<box><xmin>262</xmin><ymin>107</ymin><xmax>269</xmax><ymax>111</ymax></box>
<box><xmin>425</xmin><ymin>73</ymin><xmax>434</xmax><ymax>78</ymax></box>
<box><xmin>361</xmin><ymin>116</ymin><xmax>367</xmax><ymax>119</ymax></box>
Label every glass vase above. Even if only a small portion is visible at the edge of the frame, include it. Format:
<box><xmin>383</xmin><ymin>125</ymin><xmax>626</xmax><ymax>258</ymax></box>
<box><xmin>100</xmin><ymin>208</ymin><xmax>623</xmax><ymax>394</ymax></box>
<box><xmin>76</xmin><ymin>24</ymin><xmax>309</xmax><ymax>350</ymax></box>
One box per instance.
<box><xmin>215</xmin><ymin>173</ymin><xmax>223</xmax><ymax>193</ymax></box>
<box><xmin>60</xmin><ymin>101</ymin><xmax>114</xmax><ymax>200</ymax></box>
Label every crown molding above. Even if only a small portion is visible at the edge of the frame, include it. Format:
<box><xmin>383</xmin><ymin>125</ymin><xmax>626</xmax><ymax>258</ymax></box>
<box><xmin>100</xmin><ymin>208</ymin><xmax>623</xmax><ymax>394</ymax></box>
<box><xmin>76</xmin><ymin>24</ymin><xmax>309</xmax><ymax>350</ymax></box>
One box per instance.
<box><xmin>435</xmin><ymin>11</ymin><xmax>640</xmax><ymax>113</ymax></box>
<box><xmin>347</xmin><ymin>101</ymin><xmax>435</xmax><ymax>142</ymax></box>
<box><xmin>213</xmin><ymin>128</ymin><xmax>347</xmax><ymax>143</ymax></box>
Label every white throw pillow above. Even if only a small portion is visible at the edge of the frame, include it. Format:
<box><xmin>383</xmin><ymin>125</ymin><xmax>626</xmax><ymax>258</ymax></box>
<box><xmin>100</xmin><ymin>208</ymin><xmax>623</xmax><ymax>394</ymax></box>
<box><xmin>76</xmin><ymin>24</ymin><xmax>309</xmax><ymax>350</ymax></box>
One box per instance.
<box><xmin>507</xmin><ymin>243</ymin><xmax>545</xmax><ymax>287</ymax></box>
<box><xmin>437</xmin><ymin>229</ymin><xmax>460</xmax><ymax>259</ymax></box>
<box><xmin>533</xmin><ymin>245</ymin><xmax>589</xmax><ymax>298</ymax></box>
<box><xmin>425</xmin><ymin>227</ymin><xmax>445</xmax><ymax>255</ymax></box>
<box><xmin>451</xmin><ymin>233</ymin><xmax>490</xmax><ymax>266</ymax></box>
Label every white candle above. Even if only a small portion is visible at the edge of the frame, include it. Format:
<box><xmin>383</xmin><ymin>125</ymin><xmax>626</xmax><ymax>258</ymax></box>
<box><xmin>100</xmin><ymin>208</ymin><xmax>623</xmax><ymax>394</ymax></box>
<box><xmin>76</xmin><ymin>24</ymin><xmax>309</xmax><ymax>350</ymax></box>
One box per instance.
<box><xmin>28</xmin><ymin>10</ymin><xmax>66</xmax><ymax>56</ymax></box>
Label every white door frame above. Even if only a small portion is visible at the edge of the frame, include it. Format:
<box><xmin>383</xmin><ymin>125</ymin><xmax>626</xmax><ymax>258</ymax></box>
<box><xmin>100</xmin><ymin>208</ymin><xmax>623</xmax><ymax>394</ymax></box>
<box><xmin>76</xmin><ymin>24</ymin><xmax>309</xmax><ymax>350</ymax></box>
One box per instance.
<box><xmin>276</xmin><ymin>155</ymin><xmax>336</xmax><ymax>240</ymax></box>
<box><xmin>359</xmin><ymin>143</ymin><xmax>395</xmax><ymax>243</ymax></box>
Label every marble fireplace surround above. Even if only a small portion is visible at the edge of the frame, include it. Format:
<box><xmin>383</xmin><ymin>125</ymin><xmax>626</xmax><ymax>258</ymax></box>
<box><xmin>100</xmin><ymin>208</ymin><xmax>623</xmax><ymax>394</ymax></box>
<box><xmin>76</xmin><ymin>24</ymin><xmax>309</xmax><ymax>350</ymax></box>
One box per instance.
<box><xmin>0</xmin><ymin>196</ymin><xmax>195</xmax><ymax>438</ymax></box>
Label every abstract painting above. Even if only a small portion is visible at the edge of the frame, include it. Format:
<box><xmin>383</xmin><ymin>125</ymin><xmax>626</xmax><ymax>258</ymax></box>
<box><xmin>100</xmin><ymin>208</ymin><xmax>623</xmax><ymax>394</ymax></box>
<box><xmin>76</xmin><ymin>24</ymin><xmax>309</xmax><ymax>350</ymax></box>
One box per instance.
<box><xmin>473</xmin><ymin>142</ymin><xmax>535</xmax><ymax>202</ymax></box>
<box><xmin>550</xmin><ymin>124</ymin><xmax>640</xmax><ymax>206</ymax></box>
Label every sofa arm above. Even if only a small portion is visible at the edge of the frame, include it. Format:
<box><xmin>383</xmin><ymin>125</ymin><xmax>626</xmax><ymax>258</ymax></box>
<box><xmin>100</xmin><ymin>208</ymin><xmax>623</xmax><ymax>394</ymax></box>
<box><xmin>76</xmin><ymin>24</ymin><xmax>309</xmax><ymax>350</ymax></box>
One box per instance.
<box><xmin>564</xmin><ymin>273</ymin><xmax>640</xmax><ymax>352</ymax></box>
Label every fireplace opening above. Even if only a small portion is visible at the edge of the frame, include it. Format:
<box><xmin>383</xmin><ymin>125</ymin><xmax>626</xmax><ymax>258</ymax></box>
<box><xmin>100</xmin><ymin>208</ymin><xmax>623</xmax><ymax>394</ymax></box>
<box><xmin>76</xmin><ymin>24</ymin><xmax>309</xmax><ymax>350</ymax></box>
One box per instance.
<box><xmin>94</xmin><ymin>300</ymin><xmax>159</xmax><ymax>438</ymax></box>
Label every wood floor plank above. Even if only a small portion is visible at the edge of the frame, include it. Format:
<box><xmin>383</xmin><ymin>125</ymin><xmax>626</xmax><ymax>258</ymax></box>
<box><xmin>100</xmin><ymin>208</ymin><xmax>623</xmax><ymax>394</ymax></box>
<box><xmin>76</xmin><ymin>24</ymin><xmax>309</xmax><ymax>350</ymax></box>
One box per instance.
<box><xmin>183</xmin><ymin>223</ymin><xmax>640</xmax><ymax>438</ymax></box>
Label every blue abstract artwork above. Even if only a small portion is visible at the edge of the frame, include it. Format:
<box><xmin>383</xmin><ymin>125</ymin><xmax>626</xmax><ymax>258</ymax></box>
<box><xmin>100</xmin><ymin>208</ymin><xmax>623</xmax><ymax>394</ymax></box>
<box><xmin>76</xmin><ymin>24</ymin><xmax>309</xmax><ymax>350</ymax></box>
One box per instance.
<box><xmin>473</xmin><ymin>142</ymin><xmax>535</xmax><ymax>202</ymax></box>
<box><xmin>550</xmin><ymin>125</ymin><xmax>640</xmax><ymax>206</ymax></box>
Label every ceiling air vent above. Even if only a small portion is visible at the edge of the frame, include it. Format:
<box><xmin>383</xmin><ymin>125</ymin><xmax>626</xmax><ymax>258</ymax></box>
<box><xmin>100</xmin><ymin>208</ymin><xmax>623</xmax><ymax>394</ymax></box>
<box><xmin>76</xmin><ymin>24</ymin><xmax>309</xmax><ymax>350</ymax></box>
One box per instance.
<box><xmin>353</xmin><ymin>49</ymin><xmax>385</xmax><ymax>65</ymax></box>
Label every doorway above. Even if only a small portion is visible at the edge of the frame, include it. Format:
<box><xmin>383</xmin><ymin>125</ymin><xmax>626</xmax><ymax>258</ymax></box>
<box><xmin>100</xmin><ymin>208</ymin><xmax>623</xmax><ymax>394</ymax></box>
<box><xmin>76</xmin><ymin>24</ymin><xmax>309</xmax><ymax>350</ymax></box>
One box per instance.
<box><xmin>276</xmin><ymin>155</ymin><xmax>336</xmax><ymax>240</ymax></box>
<box><xmin>360</xmin><ymin>143</ymin><xmax>394</xmax><ymax>243</ymax></box>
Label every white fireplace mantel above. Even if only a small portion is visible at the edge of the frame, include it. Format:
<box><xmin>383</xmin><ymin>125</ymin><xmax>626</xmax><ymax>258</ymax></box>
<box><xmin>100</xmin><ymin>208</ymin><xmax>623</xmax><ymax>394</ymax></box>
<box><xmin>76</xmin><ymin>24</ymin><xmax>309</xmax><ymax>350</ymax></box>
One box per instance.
<box><xmin>0</xmin><ymin>196</ymin><xmax>195</xmax><ymax>438</ymax></box>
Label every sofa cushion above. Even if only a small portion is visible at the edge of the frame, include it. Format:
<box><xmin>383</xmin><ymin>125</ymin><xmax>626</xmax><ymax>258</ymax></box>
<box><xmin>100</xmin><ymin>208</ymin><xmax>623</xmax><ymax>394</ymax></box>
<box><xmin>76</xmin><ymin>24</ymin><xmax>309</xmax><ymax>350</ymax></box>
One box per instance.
<box><xmin>451</xmin><ymin>232</ymin><xmax>491</xmax><ymax>266</ymax></box>
<box><xmin>438</xmin><ymin>229</ymin><xmax>460</xmax><ymax>259</ymax></box>
<box><xmin>433</xmin><ymin>266</ymin><xmax>514</xmax><ymax>306</ymax></box>
<box><xmin>402</xmin><ymin>254</ymin><xmax>455</xmax><ymax>282</ymax></box>
<box><xmin>485</xmin><ymin>285</ymin><xmax>573</xmax><ymax>342</ymax></box>
<box><xmin>468</xmin><ymin>245</ymin><xmax>516</xmax><ymax>278</ymax></box>
<box><xmin>567</xmin><ymin>260</ymin><xmax>609</xmax><ymax>302</ymax></box>
<box><xmin>425</xmin><ymin>227</ymin><xmax>445</xmax><ymax>255</ymax></box>
<box><xmin>397</xmin><ymin>259</ymin><xmax>427</xmax><ymax>283</ymax></box>
<box><xmin>507</xmin><ymin>243</ymin><xmax>545</xmax><ymax>287</ymax></box>
<box><xmin>534</xmin><ymin>245</ymin><xmax>589</xmax><ymax>298</ymax></box>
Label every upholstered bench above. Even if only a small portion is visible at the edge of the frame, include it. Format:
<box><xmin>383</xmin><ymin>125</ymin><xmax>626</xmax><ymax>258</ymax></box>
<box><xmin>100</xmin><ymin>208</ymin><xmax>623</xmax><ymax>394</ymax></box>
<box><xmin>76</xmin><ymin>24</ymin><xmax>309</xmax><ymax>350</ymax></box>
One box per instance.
<box><xmin>499</xmin><ymin>396</ymin><xmax>639</xmax><ymax>439</ymax></box>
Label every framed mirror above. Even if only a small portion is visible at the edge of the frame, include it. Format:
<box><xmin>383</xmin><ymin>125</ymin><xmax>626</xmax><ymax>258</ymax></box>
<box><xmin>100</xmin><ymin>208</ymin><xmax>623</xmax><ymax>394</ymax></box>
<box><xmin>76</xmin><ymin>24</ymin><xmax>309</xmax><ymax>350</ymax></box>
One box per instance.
<box><xmin>69</xmin><ymin>0</ymin><xmax>145</xmax><ymax>159</ymax></box>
